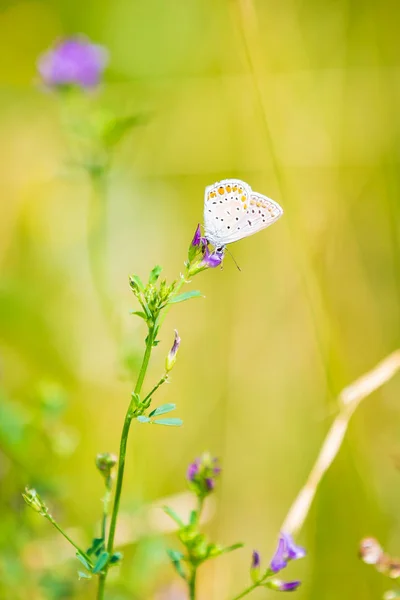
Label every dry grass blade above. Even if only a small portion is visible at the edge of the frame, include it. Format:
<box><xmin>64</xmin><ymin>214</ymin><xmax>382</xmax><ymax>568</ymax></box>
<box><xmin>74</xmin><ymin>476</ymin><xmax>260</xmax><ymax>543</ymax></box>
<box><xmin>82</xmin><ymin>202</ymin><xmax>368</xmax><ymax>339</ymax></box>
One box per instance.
<box><xmin>281</xmin><ymin>350</ymin><xmax>400</xmax><ymax>536</ymax></box>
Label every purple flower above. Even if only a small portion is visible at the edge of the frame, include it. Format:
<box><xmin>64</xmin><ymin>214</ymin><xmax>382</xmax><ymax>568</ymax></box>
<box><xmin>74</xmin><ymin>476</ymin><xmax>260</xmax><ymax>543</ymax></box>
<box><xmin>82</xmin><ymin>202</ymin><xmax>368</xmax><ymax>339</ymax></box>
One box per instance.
<box><xmin>282</xmin><ymin>532</ymin><xmax>306</xmax><ymax>561</ymax></box>
<box><xmin>251</xmin><ymin>550</ymin><xmax>261</xmax><ymax>569</ymax></box>
<box><xmin>201</xmin><ymin>246</ymin><xmax>224</xmax><ymax>268</ymax></box>
<box><xmin>38</xmin><ymin>36</ymin><xmax>108</xmax><ymax>89</ymax></box>
<box><xmin>278</xmin><ymin>581</ymin><xmax>301</xmax><ymax>592</ymax></box>
<box><xmin>270</xmin><ymin>532</ymin><xmax>306</xmax><ymax>574</ymax></box>
<box><xmin>186</xmin><ymin>453</ymin><xmax>221</xmax><ymax>496</ymax></box>
<box><xmin>192</xmin><ymin>224</ymin><xmax>202</xmax><ymax>247</ymax></box>
<box><xmin>270</xmin><ymin>536</ymin><xmax>288</xmax><ymax>573</ymax></box>
<box><xmin>166</xmin><ymin>329</ymin><xmax>181</xmax><ymax>372</ymax></box>
<box><xmin>187</xmin><ymin>460</ymin><xmax>199</xmax><ymax>482</ymax></box>
<box><xmin>267</xmin><ymin>579</ymin><xmax>302</xmax><ymax>593</ymax></box>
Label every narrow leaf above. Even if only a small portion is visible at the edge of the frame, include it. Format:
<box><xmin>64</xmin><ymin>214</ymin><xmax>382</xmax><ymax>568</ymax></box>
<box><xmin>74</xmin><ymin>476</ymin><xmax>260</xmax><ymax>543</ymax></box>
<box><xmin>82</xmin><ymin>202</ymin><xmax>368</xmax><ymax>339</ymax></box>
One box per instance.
<box><xmin>219</xmin><ymin>543</ymin><xmax>244</xmax><ymax>555</ymax></box>
<box><xmin>149</xmin><ymin>403</ymin><xmax>176</xmax><ymax>418</ymax></box>
<box><xmin>168</xmin><ymin>290</ymin><xmax>202</xmax><ymax>304</ymax></box>
<box><xmin>167</xmin><ymin>548</ymin><xmax>186</xmax><ymax>580</ymax></box>
<box><xmin>77</xmin><ymin>570</ymin><xmax>92</xmax><ymax>580</ymax></box>
<box><xmin>152</xmin><ymin>418</ymin><xmax>183</xmax><ymax>427</ymax></box>
<box><xmin>93</xmin><ymin>551</ymin><xmax>110</xmax><ymax>574</ymax></box>
<box><xmin>163</xmin><ymin>505</ymin><xmax>184</xmax><ymax>527</ymax></box>
<box><xmin>76</xmin><ymin>553</ymin><xmax>91</xmax><ymax>571</ymax></box>
<box><xmin>149</xmin><ymin>265</ymin><xmax>162</xmax><ymax>284</ymax></box>
<box><xmin>129</xmin><ymin>310</ymin><xmax>147</xmax><ymax>320</ymax></box>
<box><xmin>137</xmin><ymin>415</ymin><xmax>150</xmax><ymax>423</ymax></box>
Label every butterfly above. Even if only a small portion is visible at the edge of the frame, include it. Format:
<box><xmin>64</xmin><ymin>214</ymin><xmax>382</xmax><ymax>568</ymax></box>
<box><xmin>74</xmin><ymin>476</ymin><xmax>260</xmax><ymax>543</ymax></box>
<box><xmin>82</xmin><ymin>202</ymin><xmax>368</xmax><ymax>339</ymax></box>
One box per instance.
<box><xmin>204</xmin><ymin>178</ymin><xmax>283</xmax><ymax>251</ymax></box>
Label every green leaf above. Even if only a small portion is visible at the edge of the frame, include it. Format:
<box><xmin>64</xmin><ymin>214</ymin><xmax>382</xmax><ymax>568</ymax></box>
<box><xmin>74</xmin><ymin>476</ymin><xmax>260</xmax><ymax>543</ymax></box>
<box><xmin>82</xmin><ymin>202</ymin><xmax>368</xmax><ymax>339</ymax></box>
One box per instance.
<box><xmin>137</xmin><ymin>415</ymin><xmax>151</xmax><ymax>423</ymax></box>
<box><xmin>149</xmin><ymin>403</ymin><xmax>176</xmax><ymax>418</ymax></box>
<box><xmin>152</xmin><ymin>418</ymin><xmax>183</xmax><ymax>427</ymax></box>
<box><xmin>168</xmin><ymin>290</ymin><xmax>203</xmax><ymax>304</ymax></box>
<box><xmin>218</xmin><ymin>543</ymin><xmax>244</xmax><ymax>556</ymax></box>
<box><xmin>189</xmin><ymin>510</ymin><xmax>197</xmax><ymax>526</ymax></box>
<box><xmin>93</xmin><ymin>551</ymin><xmax>110</xmax><ymax>574</ymax></box>
<box><xmin>129</xmin><ymin>310</ymin><xmax>147</xmax><ymax>320</ymax></box>
<box><xmin>76</xmin><ymin>553</ymin><xmax>91</xmax><ymax>571</ymax></box>
<box><xmin>77</xmin><ymin>570</ymin><xmax>92</xmax><ymax>580</ymax></box>
<box><xmin>130</xmin><ymin>275</ymin><xmax>145</xmax><ymax>292</ymax></box>
<box><xmin>149</xmin><ymin>265</ymin><xmax>162</xmax><ymax>284</ymax></box>
<box><xmin>167</xmin><ymin>548</ymin><xmax>186</xmax><ymax>580</ymax></box>
<box><xmin>163</xmin><ymin>505</ymin><xmax>184</xmax><ymax>527</ymax></box>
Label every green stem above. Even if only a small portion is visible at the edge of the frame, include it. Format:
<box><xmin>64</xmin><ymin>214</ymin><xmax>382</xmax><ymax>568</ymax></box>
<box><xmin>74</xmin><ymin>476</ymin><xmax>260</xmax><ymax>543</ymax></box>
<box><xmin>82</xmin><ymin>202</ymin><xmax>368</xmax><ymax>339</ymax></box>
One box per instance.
<box><xmin>97</xmin><ymin>330</ymin><xmax>155</xmax><ymax>600</ymax></box>
<box><xmin>142</xmin><ymin>374</ymin><xmax>168</xmax><ymax>406</ymax></box>
<box><xmin>47</xmin><ymin>516</ymin><xmax>93</xmax><ymax>567</ymax></box>
<box><xmin>101</xmin><ymin>476</ymin><xmax>112</xmax><ymax>541</ymax></box>
<box><xmin>189</xmin><ymin>568</ymin><xmax>197</xmax><ymax>600</ymax></box>
<box><xmin>230</xmin><ymin>583</ymin><xmax>259</xmax><ymax>600</ymax></box>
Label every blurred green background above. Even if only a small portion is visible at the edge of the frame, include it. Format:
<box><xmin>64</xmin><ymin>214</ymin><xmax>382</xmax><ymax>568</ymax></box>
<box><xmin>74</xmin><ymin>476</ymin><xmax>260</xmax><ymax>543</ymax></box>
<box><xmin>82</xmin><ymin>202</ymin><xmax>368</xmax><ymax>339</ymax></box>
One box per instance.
<box><xmin>1</xmin><ymin>0</ymin><xmax>400</xmax><ymax>598</ymax></box>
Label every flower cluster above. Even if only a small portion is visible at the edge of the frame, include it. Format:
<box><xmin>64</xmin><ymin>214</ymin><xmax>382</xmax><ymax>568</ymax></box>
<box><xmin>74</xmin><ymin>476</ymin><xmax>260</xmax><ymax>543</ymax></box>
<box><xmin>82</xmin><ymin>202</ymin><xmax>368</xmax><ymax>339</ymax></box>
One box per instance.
<box><xmin>186</xmin><ymin>224</ymin><xmax>224</xmax><ymax>276</ymax></box>
<box><xmin>38</xmin><ymin>36</ymin><xmax>108</xmax><ymax>90</ymax></box>
<box><xmin>187</xmin><ymin>453</ymin><xmax>221</xmax><ymax>497</ymax></box>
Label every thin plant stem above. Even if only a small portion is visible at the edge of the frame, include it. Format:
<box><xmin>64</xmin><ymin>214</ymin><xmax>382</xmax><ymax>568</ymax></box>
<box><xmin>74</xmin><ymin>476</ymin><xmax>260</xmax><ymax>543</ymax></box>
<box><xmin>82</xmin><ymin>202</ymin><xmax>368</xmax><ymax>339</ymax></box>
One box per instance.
<box><xmin>97</xmin><ymin>330</ymin><xmax>155</xmax><ymax>599</ymax></box>
<box><xmin>47</xmin><ymin>516</ymin><xmax>93</xmax><ymax>567</ymax></box>
<box><xmin>97</xmin><ymin>269</ymin><xmax>193</xmax><ymax>599</ymax></box>
<box><xmin>101</xmin><ymin>476</ymin><xmax>112</xmax><ymax>542</ymax></box>
<box><xmin>230</xmin><ymin>583</ymin><xmax>258</xmax><ymax>600</ymax></box>
<box><xmin>142</xmin><ymin>374</ymin><xmax>168</xmax><ymax>405</ymax></box>
<box><xmin>189</xmin><ymin>568</ymin><xmax>197</xmax><ymax>600</ymax></box>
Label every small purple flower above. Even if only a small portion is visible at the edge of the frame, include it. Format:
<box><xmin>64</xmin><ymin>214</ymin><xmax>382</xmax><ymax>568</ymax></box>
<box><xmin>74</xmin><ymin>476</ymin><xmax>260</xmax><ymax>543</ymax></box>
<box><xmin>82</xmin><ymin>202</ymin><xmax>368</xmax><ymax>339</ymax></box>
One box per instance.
<box><xmin>186</xmin><ymin>453</ymin><xmax>221</xmax><ymax>496</ymax></box>
<box><xmin>282</xmin><ymin>532</ymin><xmax>306</xmax><ymax>561</ymax></box>
<box><xmin>187</xmin><ymin>460</ymin><xmax>199</xmax><ymax>482</ymax></box>
<box><xmin>166</xmin><ymin>329</ymin><xmax>181</xmax><ymax>372</ymax></box>
<box><xmin>270</xmin><ymin>532</ymin><xmax>306</xmax><ymax>574</ymax></box>
<box><xmin>205</xmin><ymin>477</ymin><xmax>215</xmax><ymax>491</ymax></box>
<box><xmin>201</xmin><ymin>246</ymin><xmax>224</xmax><ymax>268</ymax></box>
<box><xmin>278</xmin><ymin>581</ymin><xmax>301</xmax><ymax>592</ymax></box>
<box><xmin>251</xmin><ymin>550</ymin><xmax>261</xmax><ymax>569</ymax></box>
<box><xmin>270</xmin><ymin>536</ymin><xmax>288</xmax><ymax>573</ymax></box>
<box><xmin>192</xmin><ymin>224</ymin><xmax>202</xmax><ymax>247</ymax></box>
<box><xmin>38</xmin><ymin>36</ymin><xmax>108</xmax><ymax>90</ymax></box>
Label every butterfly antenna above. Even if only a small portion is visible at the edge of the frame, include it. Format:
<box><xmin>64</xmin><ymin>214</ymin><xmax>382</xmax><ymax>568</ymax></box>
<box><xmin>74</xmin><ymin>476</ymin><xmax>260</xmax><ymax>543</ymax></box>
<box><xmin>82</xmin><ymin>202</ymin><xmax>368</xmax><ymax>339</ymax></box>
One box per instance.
<box><xmin>225</xmin><ymin>247</ymin><xmax>241</xmax><ymax>271</ymax></box>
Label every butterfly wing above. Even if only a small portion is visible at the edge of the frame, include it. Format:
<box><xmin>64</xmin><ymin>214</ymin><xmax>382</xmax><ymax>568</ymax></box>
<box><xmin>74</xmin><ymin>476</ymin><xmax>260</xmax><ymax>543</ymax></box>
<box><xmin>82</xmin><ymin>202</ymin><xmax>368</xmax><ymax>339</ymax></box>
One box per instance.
<box><xmin>204</xmin><ymin>179</ymin><xmax>283</xmax><ymax>247</ymax></box>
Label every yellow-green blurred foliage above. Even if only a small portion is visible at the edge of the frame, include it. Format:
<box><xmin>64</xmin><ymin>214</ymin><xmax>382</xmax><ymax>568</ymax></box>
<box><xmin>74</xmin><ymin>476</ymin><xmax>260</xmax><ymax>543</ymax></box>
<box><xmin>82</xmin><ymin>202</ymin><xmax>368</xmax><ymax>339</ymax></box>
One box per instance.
<box><xmin>1</xmin><ymin>0</ymin><xmax>400</xmax><ymax>598</ymax></box>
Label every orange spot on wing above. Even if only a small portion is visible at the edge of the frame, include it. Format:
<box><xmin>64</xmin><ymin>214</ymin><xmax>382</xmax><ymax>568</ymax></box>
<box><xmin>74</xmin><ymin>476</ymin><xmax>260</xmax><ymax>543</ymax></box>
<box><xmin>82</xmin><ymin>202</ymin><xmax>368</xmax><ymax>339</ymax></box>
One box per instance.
<box><xmin>218</xmin><ymin>187</ymin><xmax>224</xmax><ymax>195</ymax></box>
<box><xmin>226</xmin><ymin>185</ymin><xmax>231</xmax><ymax>193</ymax></box>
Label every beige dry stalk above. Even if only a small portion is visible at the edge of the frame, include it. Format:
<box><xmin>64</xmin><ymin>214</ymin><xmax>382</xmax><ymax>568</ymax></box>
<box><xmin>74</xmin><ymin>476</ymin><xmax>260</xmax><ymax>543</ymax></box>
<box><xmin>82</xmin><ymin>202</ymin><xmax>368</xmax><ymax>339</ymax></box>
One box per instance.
<box><xmin>281</xmin><ymin>350</ymin><xmax>400</xmax><ymax>536</ymax></box>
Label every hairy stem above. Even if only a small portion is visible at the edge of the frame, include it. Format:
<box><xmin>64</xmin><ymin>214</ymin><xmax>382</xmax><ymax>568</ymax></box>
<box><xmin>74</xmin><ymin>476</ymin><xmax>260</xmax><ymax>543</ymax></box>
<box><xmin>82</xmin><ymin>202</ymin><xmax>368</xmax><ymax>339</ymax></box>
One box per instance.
<box><xmin>47</xmin><ymin>516</ymin><xmax>93</xmax><ymax>567</ymax></box>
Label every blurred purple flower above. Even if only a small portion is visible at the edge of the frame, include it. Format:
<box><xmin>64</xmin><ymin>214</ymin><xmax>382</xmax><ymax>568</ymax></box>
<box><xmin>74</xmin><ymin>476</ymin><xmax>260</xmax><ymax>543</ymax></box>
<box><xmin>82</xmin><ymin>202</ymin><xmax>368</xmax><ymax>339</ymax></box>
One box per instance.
<box><xmin>186</xmin><ymin>453</ymin><xmax>221</xmax><ymax>496</ymax></box>
<box><xmin>270</xmin><ymin>532</ymin><xmax>306</xmax><ymax>574</ymax></box>
<box><xmin>38</xmin><ymin>36</ymin><xmax>108</xmax><ymax>89</ymax></box>
<box><xmin>201</xmin><ymin>246</ymin><xmax>224</xmax><ymax>268</ymax></box>
<box><xmin>187</xmin><ymin>459</ymin><xmax>200</xmax><ymax>482</ymax></box>
<box><xmin>282</xmin><ymin>532</ymin><xmax>306</xmax><ymax>561</ymax></box>
<box><xmin>278</xmin><ymin>581</ymin><xmax>301</xmax><ymax>592</ymax></box>
<box><xmin>270</xmin><ymin>536</ymin><xmax>288</xmax><ymax>573</ymax></box>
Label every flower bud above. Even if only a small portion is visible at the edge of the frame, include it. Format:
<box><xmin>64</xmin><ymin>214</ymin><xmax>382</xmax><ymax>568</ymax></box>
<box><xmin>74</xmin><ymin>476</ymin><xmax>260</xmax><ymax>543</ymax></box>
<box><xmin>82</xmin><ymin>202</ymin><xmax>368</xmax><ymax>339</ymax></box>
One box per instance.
<box><xmin>22</xmin><ymin>488</ymin><xmax>49</xmax><ymax>517</ymax></box>
<box><xmin>96</xmin><ymin>453</ymin><xmax>118</xmax><ymax>479</ymax></box>
<box><xmin>266</xmin><ymin>578</ymin><xmax>301</xmax><ymax>592</ymax></box>
<box><xmin>166</xmin><ymin>330</ymin><xmax>181</xmax><ymax>372</ymax></box>
<box><xmin>250</xmin><ymin>550</ymin><xmax>261</xmax><ymax>583</ymax></box>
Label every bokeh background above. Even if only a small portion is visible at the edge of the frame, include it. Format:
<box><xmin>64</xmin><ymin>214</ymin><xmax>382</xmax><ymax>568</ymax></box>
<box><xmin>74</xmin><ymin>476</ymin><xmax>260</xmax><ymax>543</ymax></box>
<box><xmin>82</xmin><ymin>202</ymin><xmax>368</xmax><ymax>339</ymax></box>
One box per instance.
<box><xmin>1</xmin><ymin>0</ymin><xmax>400</xmax><ymax>598</ymax></box>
